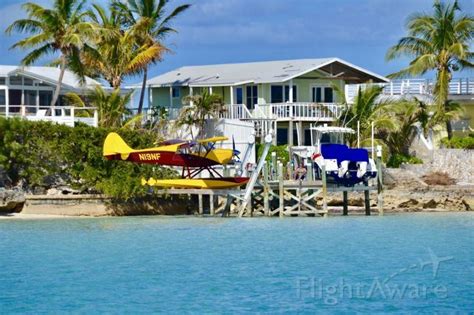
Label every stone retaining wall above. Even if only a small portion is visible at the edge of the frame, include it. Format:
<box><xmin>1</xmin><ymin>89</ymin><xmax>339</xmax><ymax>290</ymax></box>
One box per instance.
<box><xmin>403</xmin><ymin>149</ymin><xmax>474</xmax><ymax>184</ymax></box>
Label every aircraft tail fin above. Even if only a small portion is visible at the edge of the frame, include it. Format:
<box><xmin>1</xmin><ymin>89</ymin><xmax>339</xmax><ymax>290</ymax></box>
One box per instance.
<box><xmin>103</xmin><ymin>132</ymin><xmax>133</xmax><ymax>157</ymax></box>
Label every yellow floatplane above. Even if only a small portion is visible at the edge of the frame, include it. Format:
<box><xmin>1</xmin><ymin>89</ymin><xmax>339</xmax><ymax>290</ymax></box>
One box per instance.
<box><xmin>103</xmin><ymin>133</ymin><xmax>249</xmax><ymax>189</ymax></box>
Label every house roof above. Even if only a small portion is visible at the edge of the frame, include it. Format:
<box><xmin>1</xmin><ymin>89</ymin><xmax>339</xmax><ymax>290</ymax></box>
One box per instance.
<box><xmin>0</xmin><ymin>65</ymin><xmax>103</xmax><ymax>90</ymax></box>
<box><xmin>144</xmin><ymin>58</ymin><xmax>389</xmax><ymax>88</ymax></box>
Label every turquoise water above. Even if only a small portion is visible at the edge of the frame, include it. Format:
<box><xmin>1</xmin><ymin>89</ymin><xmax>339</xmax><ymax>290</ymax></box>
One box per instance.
<box><xmin>0</xmin><ymin>213</ymin><xmax>473</xmax><ymax>313</ymax></box>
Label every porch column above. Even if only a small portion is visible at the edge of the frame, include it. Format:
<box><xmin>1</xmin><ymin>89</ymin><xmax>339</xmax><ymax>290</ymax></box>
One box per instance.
<box><xmin>148</xmin><ymin>87</ymin><xmax>152</xmax><ymax>108</ymax></box>
<box><xmin>230</xmin><ymin>86</ymin><xmax>234</xmax><ymax>104</ymax></box>
<box><xmin>209</xmin><ymin>86</ymin><xmax>213</xmax><ymax>94</ymax></box>
<box><xmin>169</xmin><ymin>86</ymin><xmax>173</xmax><ymax>107</ymax></box>
<box><xmin>5</xmin><ymin>86</ymin><xmax>9</xmax><ymax>117</ymax></box>
<box><xmin>297</xmin><ymin>121</ymin><xmax>303</xmax><ymax>146</ymax></box>
<box><xmin>289</xmin><ymin>79</ymin><xmax>294</xmax><ymax>103</ymax></box>
<box><xmin>21</xmin><ymin>88</ymin><xmax>25</xmax><ymax>117</ymax></box>
<box><xmin>289</xmin><ymin>120</ymin><xmax>294</xmax><ymax>148</ymax></box>
<box><xmin>36</xmin><ymin>90</ymin><xmax>39</xmax><ymax>112</ymax></box>
<box><xmin>189</xmin><ymin>86</ymin><xmax>194</xmax><ymax>106</ymax></box>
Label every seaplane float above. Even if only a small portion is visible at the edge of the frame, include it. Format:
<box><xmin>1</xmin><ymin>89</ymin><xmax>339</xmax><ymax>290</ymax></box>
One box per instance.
<box><xmin>292</xmin><ymin>125</ymin><xmax>378</xmax><ymax>186</ymax></box>
<box><xmin>103</xmin><ymin>132</ymin><xmax>251</xmax><ymax>189</ymax></box>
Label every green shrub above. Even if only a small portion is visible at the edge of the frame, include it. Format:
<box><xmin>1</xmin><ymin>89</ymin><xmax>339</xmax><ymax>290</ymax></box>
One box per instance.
<box><xmin>387</xmin><ymin>153</ymin><xmax>423</xmax><ymax>168</ymax></box>
<box><xmin>440</xmin><ymin>134</ymin><xmax>474</xmax><ymax>149</ymax></box>
<box><xmin>0</xmin><ymin>118</ymin><xmax>176</xmax><ymax>199</ymax></box>
<box><xmin>256</xmin><ymin>144</ymin><xmax>289</xmax><ymax>165</ymax></box>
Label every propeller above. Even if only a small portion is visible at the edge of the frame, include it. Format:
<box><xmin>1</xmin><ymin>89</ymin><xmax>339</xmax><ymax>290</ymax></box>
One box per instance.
<box><xmin>232</xmin><ymin>136</ymin><xmax>241</xmax><ymax>161</ymax></box>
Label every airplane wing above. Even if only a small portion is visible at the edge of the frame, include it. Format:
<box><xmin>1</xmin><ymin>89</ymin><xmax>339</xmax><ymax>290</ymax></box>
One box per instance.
<box><xmin>196</xmin><ymin>136</ymin><xmax>228</xmax><ymax>144</ymax></box>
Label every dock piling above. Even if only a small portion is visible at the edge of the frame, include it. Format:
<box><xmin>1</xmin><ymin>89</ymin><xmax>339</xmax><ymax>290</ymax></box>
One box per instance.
<box><xmin>376</xmin><ymin>145</ymin><xmax>384</xmax><ymax>216</ymax></box>
<box><xmin>364</xmin><ymin>181</ymin><xmax>371</xmax><ymax>216</ymax></box>
<box><xmin>342</xmin><ymin>191</ymin><xmax>348</xmax><ymax>216</ymax></box>
<box><xmin>322</xmin><ymin>163</ymin><xmax>328</xmax><ymax>217</ymax></box>
<box><xmin>263</xmin><ymin>162</ymin><xmax>270</xmax><ymax>216</ymax></box>
<box><xmin>278</xmin><ymin>162</ymin><xmax>284</xmax><ymax>218</ymax></box>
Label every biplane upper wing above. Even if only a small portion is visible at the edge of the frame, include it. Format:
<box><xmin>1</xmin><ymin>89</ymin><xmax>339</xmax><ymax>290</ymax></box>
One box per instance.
<box><xmin>196</xmin><ymin>136</ymin><xmax>228</xmax><ymax>144</ymax></box>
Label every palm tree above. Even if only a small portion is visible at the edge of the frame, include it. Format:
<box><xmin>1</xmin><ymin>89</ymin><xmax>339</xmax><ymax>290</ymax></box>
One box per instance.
<box><xmin>386</xmin><ymin>0</ymin><xmax>474</xmax><ymax>139</ymax></box>
<box><xmin>6</xmin><ymin>0</ymin><xmax>95</xmax><ymax>107</ymax></box>
<box><xmin>77</xmin><ymin>3</ymin><xmax>163</xmax><ymax>89</ymax></box>
<box><xmin>386</xmin><ymin>99</ymin><xmax>431</xmax><ymax>155</ymax></box>
<box><xmin>339</xmin><ymin>85</ymin><xmax>398</xmax><ymax>146</ymax></box>
<box><xmin>178</xmin><ymin>91</ymin><xmax>225</xmax><ymax>139</ymax></box>
<box><xmin>66</xmin><ymin>85</ymin><xmax>132</xmax><ymax>128</ymax></box>
<box><xmin>113</xmin><ymin>0</ymin><xmax>191</xmax><ymax>114</ymax></box>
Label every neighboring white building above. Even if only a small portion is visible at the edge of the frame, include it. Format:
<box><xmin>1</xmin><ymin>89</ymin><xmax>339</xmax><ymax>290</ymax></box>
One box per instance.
<box><xmin>0</xmin><ymin>65</ymin><xmax>103</xmax><ymax>127</ymax></box>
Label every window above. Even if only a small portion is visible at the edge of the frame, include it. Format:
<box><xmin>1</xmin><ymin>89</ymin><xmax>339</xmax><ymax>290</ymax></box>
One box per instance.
<box><xmin>39</xmin><ymin>91</ymin><xmax>53</xmax><ymax>106</ymax></box>
<box><xmin>0</xmin><ymin>90</ymin><xmax>5</xmax><ymax>105</ymax></box>
<box><xmin>324</xmin><ymin>87</ymin><xmax>333</xmax><ymax>103</ymax></box>
<box><xmin>9</xmin><ymin>90</ymin><xmax>21</xmax><ymax>111</ymax></box>
<box><xmin>10</xmin><ymin>77</ymin><xmax>22</xmax><ymax>86</ymax></box>
<box><xmin>236</xmin><ymin>87</ymin><xmax>243</xmax><ymax>104</ymax></box>
<box><xmin>0</xmin><ymin>78</ymin><xmax>6</xmax><ymax>85</ymax></box>
<box><xmin>276</xmin><ymin>128</ymin><xmax>298</xmax><ymax>145</ymax></box>
<box><xmin>172</xmin><ymin>87</ymin><xmax>180</xmax><ymax>98</ymax></box>
<box><xmin>304</xmin><ymin>129</ymin><xmax>312</xmax><ymax>146</ymax></box>
<box><xmin>246</xmin><ymin>85</ymin><xmax>258</xmax><ymax>109</ymax></box>
<box><xmin>312</xmin><ymin>86</ymin><xmax>333</xmax><ymax>103</ymax></box>
<box><xmin>277</xmin><ymin>128</ymin><xmax>288</xmax><ymax>145</ymax></box>
<box><xmin>271</xmin><ymin>86</ymin><xmax>283</xmax><ymax>103</ymax></box>
<box><xmin>272</xmin><ymin>85</ymin><xmax>297</xmax><ymax>103</ymax></box>
<box><xmin>24</xmin><ymin>78</ymin><xmax>34</xmax><ymax>86</ymax></box>
<box><xmin>25</xmin><ymin>90</ymin><xmax>36</xmax><ymax>106</ymax></box>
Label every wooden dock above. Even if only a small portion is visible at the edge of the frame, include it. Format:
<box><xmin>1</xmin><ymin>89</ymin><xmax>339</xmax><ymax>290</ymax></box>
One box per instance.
<box><xmin>146</xmin><ymin>137</ymin><xmax>384</xmax><ymax>218</ymax></box>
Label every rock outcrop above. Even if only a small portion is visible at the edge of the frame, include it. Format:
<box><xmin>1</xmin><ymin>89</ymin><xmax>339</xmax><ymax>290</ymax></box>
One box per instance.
<box><xmin>0</xmin><ymin>188</ymin><xmax>26</xmax><ymax>213</ymax></box>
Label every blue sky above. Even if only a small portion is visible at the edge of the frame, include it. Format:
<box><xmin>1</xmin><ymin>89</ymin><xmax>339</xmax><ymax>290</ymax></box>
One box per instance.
<box><xmin>0</xmin><ymin>0</ymin><xmax>473</xmax><ymax>84</ymax></box>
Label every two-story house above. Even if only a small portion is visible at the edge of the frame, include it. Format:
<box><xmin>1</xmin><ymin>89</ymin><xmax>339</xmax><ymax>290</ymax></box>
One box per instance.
<box><xmin>144</xmin><ymin>58</ymin><xmax>389</xmax><ymax>145</ymax></box>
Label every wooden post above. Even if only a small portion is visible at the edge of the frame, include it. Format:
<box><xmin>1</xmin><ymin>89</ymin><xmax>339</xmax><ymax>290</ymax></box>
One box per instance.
<box><xmin>376</xmin><ymin>145</ymin><xmax>384</xmax><ymax>216</ymax></box>
<box><xmin>343</xmin><ymin>191</ymin><xmax>348</xmax><ymax>216</ymax></box>
<box><xmin>364</xmin><ymin>182</ymin><xmax>371</xmax><ymax>216</ymax></box>
<box><xmin>271</xmin><ymin>152</ymin><xmax>277</xmax><ymax>180</ymax></box>
<box><xmin>198</xmin><ymin>194</ymin><xmax>203</xmax><ymax>215</ymax></box>
<box><xmin>263</xmin><ymin>162</ymin><xmax>270</xmax><ymax>216</ymax></box>
<box><xmin>306</xmin><ymin>161</ymin><xmax>313</xmax><ymax>182</ymax></box>
<box><xmin>210</xmin><ymin>194</ymin><xmax>215</xmax><ymax>216</ymax></box>
<box><xmin>93</xmin><ymin>109</ymin><xmax>99</xmax><ymax>127</ymax></box>
<box><xmin>247</xmin><ymin>195</ymin><xmax>253</xmax><ymax>217</ymax></box>
<box><xmin>322</xmin><ymin>163</ymin><xmax>328</xmax><ymax>217</ymax></box>
<box><xmin>278</xmin><ymin>162</ymin><xmax>284</xmax><ymax>218</ymax></box>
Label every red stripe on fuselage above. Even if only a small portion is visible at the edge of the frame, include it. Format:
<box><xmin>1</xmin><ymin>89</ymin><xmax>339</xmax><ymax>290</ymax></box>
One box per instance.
<box><xmin>105</xmin><ymin>151</ymin><xmax>220</xmax><ymax>167</ymax></box>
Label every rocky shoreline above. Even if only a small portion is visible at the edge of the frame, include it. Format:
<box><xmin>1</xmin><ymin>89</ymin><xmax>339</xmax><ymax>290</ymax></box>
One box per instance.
<box><xmin>1</xmin><ymin>163</ymin><xmax>473</xmax><ymax>216</ymax></box>
<box><xmin>1</xmin><ymin>185</ymin><xmax>472</xmax><ymax>217</ymax></box>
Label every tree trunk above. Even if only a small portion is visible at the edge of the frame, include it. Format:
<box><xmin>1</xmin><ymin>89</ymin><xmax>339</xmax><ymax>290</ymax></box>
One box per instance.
<box><xmin>137</xmin><ymin>67</ymin><xmax>148</xmax><ymax>114</ymax></box>
<box><xmin>50</xmin><ymin>55</ymin><xmax>67</xmax><ymax>107</ymax></box>
<box><xmin>446</xmin><ymin>120</ymin><xmax>453</xmax><ymax>140</ymax></box>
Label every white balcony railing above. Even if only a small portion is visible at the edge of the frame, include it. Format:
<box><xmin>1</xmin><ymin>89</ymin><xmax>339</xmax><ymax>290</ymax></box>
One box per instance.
<box><xmin>257</xmin><ymin>102</ymin><xmax>343</xmax><ymax>121</ymax></box>
<box><xmin>220</xmin><ymin>104</ymin><xmax>253</xmax><ymax>120</ymax></box>
<box><xmin>219</xmin><ymin>103</ymin><xmax>343</xmax><ymax>121</ymax></box>
<box><xmin>0</xmin><ymin>105</ymin><xmax>98</xmax><ymax>127</ymax></box>
<box><xmin>346</xmin><ymin>78</ymin><xmax>474</xmax><ymax>103</ymax></box>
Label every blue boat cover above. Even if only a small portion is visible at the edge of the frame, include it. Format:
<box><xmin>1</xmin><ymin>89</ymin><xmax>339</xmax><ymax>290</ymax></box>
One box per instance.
<box><xmin>321</xmin><ymin>144</ymin><xmax>369</xmax><ymax>163</ymax></box>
